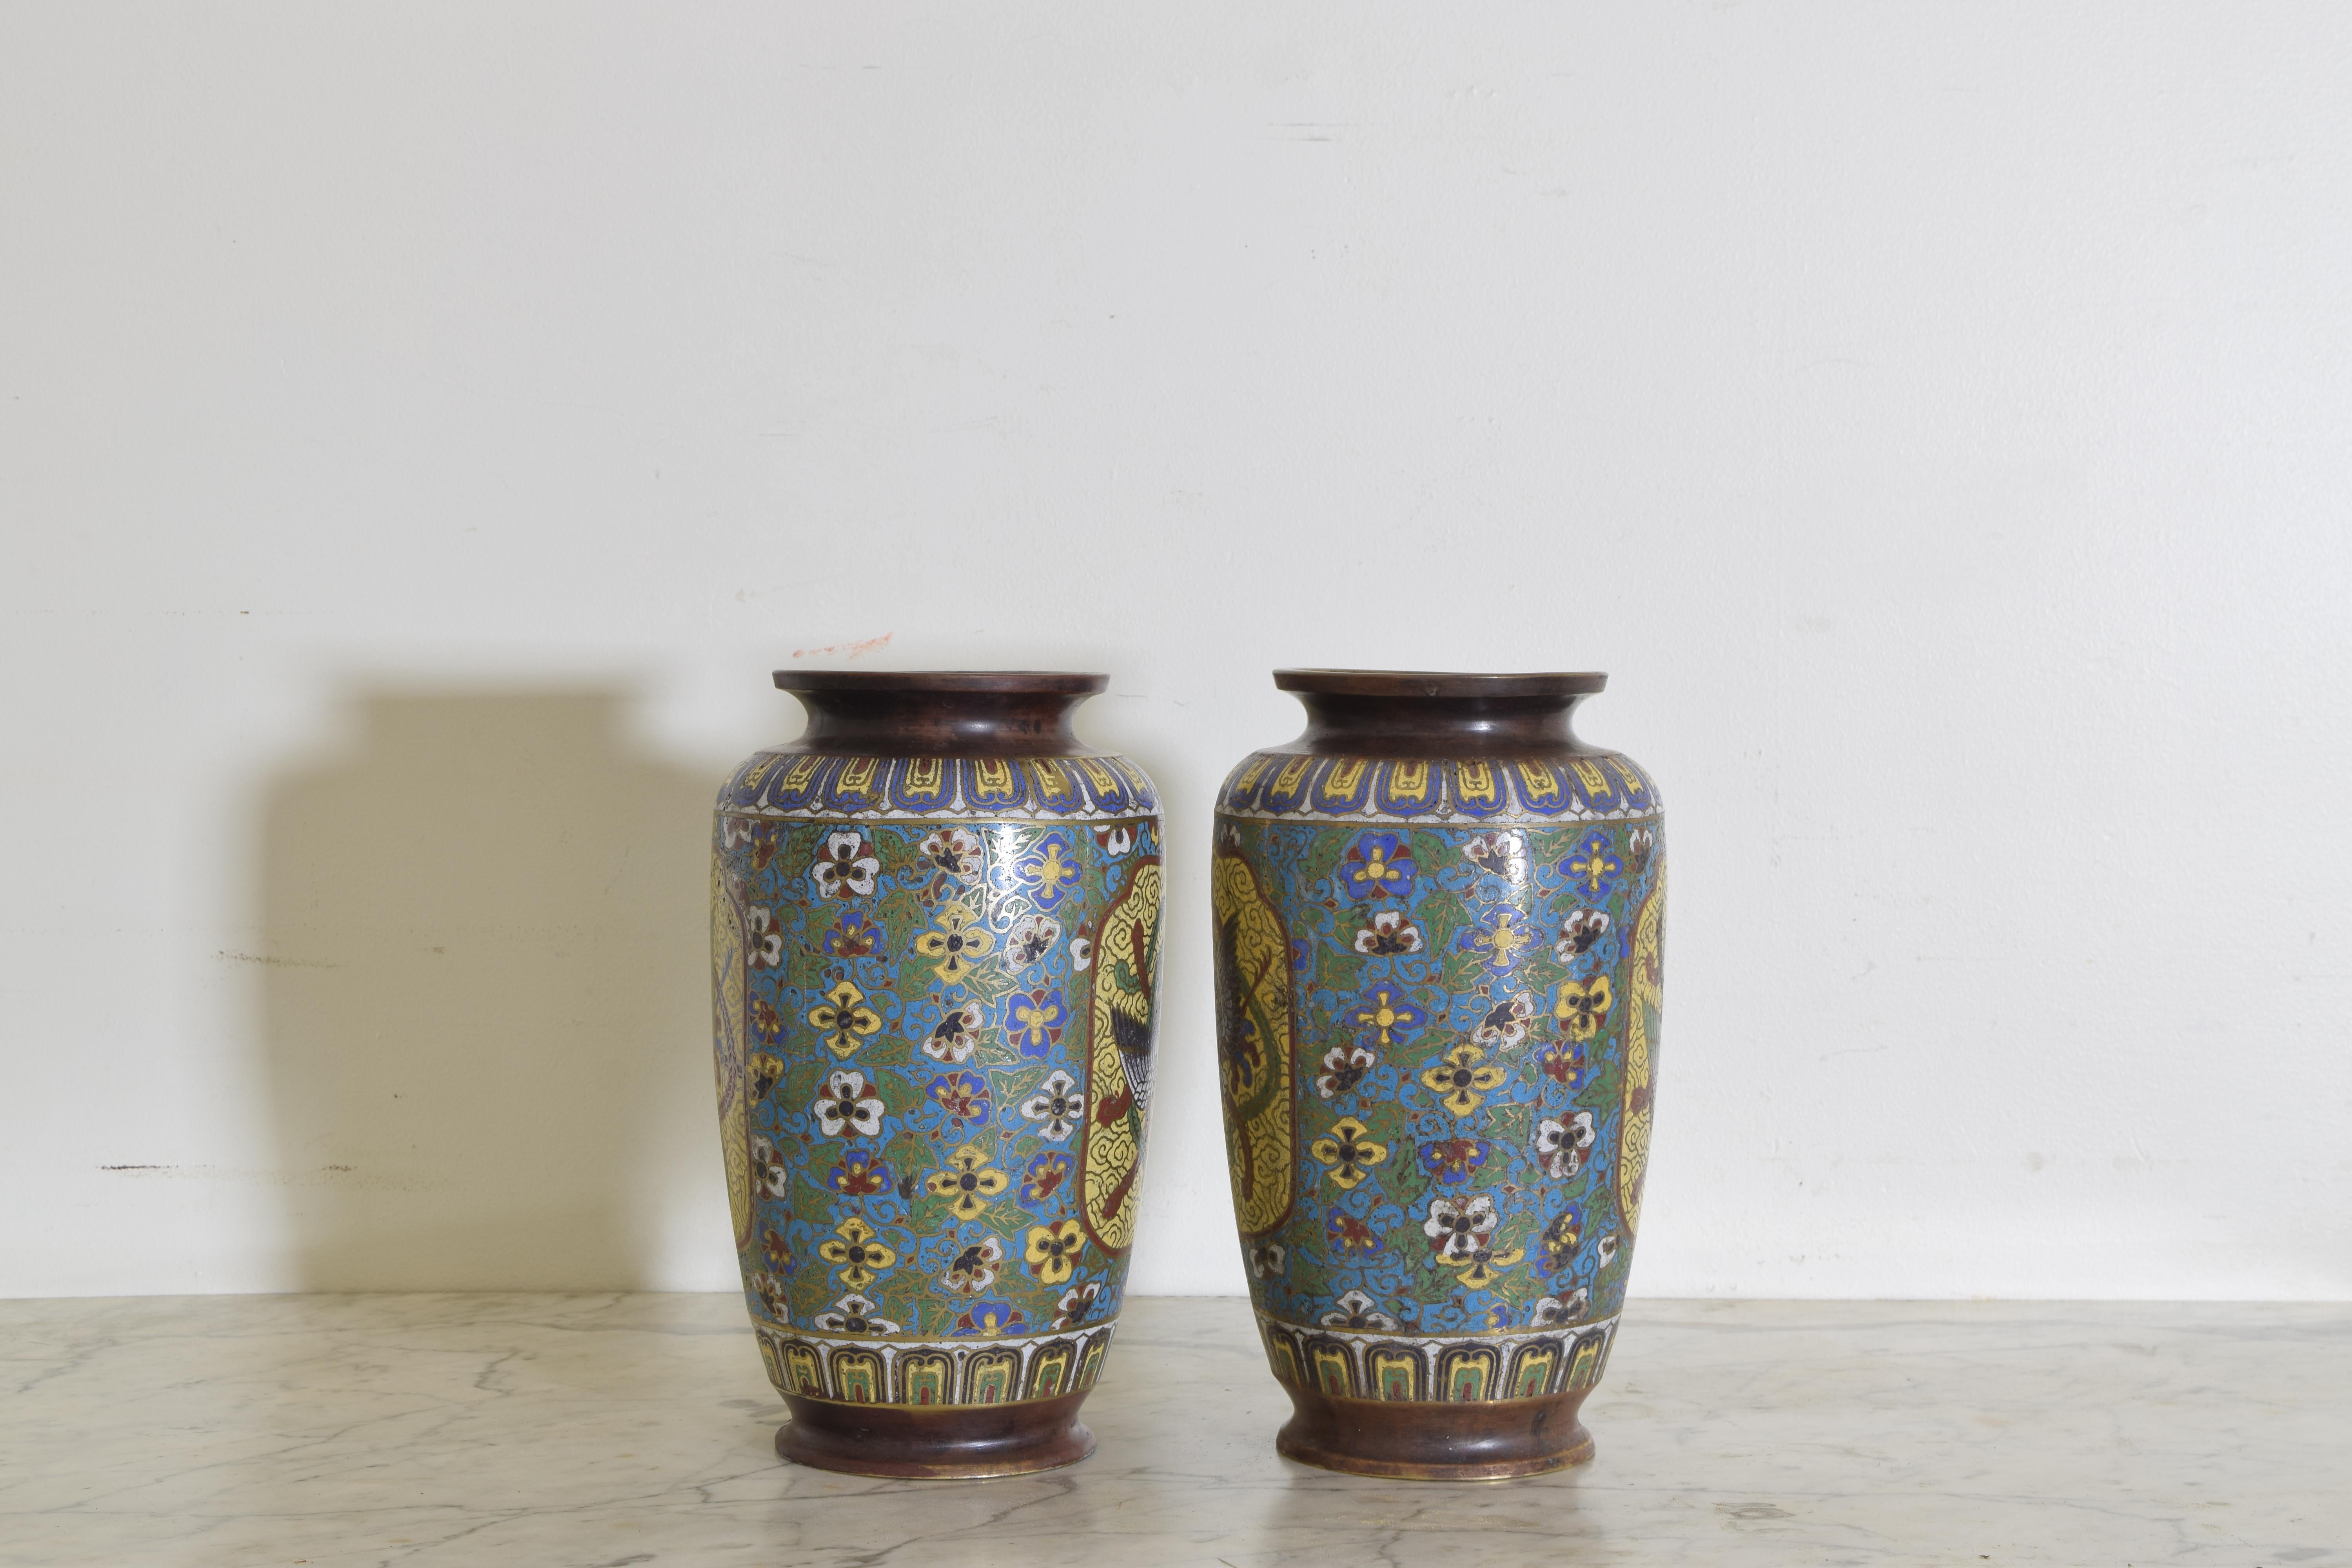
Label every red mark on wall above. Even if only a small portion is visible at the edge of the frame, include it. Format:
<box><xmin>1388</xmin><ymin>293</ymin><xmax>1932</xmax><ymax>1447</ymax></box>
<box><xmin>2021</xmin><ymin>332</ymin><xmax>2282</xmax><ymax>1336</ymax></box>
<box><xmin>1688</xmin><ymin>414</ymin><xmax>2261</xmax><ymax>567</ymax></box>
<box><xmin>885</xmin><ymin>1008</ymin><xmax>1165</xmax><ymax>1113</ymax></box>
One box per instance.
<box><xmin>791</xmin><ymin>632</ymin><xmax>893</xmax><ymax>659</ymax></box>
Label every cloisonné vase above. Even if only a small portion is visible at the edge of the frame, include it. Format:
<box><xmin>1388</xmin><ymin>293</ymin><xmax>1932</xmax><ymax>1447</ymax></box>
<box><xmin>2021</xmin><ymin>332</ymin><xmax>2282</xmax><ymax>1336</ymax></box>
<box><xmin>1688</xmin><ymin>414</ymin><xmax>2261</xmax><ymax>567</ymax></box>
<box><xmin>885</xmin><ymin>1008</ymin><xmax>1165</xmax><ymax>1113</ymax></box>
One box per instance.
<box><xmin>711</xmin><ymin>671</ymin><xmax>1163</xmax><ymax>1477</ymax></box>
<box><xmin>1211</xmin><ymin>669</ymin><xmax>1664</xmax><ymax>1480</ymax></box>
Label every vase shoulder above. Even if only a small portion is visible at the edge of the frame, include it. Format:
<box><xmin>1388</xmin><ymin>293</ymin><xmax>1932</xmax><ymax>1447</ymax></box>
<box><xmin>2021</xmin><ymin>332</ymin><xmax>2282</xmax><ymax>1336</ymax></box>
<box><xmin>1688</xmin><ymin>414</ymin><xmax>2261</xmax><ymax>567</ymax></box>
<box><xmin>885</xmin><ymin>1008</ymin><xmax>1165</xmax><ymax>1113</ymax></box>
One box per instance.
<box><xmin>720</xmin><ymin>749</ymin><xmax>1160</xmax><ymax>822</ymax></box>
<box><xmin>1217</xmin><ymin>747</ymin><xmax>1659</xmax><ymax>825</ymax></box>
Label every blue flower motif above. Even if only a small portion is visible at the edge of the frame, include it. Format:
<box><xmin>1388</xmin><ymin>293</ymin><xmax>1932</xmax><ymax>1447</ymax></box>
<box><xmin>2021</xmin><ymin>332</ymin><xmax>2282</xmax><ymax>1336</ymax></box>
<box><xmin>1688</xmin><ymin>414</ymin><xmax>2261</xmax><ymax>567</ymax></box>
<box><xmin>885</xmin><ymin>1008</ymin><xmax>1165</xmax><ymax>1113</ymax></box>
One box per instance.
<box><xmin>1325</xmin><ymin>1207</ymin><xmax>1387</xmax><ymax>1258</ymax></box>
<box><xmin>1346</xmin><ymin>985</ymin><xmax>1425</xmax><ymax>1050</ymax></box>
<box><xmin>1560</xmin><ymin>831</ymin><xmax>1622</xmax><ymax>899</ymax></box>
<box><xmin>821</xmin><ymin>907</ymin><xmax>884</xmax><ymax>958</ymax></box>
<box><xmin>1416</xmin><ymin>1137</ymin><xmax>1491</xmax><ymax>1185</ymax></box>
<box><xmin>1453</xmin><ymin>906</ymin><xmax>1539</xmax><ymax>974</ymax></box>
<box><xmin>1013</xmin><ymin>832</ymin><xmax>1086</xmax><ymax>910</ymax></box>
<box><xmin>952</xmin><ymin>1299</ymin><xmax>1027</xmax><ymax>1336</ymax></box>
<box><xmin>1005</xmin><ymin>987</ymin><xmax>1066</xmax><ymax>1058</ymax></box>
<box><xmin>1020</xmin><ymin>1150</ymin><xmax>1073</xmax><ymax>1206</ymax></box>
<box><xmin>1338</xmin><ymin>831</ymin><xmax>1417</xmax><ymax>902</ymax></box>
<box><xmin>1538</xmin><ymin>1204</ymin><xmax>1586</xmax><ymax>1275</ymax></box>
<box><xmin>918</xmin><ymin>1071</ymin><xmax>992</xmax><ymax>1135</ymax></box>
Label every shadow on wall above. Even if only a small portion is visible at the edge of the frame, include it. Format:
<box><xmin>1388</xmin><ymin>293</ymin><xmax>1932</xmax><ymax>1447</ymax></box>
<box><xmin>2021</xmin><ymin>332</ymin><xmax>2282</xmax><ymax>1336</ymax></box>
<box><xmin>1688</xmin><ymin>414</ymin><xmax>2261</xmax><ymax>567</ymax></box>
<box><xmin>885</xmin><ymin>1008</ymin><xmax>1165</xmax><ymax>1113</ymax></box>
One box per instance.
<box><xmin>261</xmin><ymin>690</ymin><xmax>720</xmax><ymax>1290</ymax></box>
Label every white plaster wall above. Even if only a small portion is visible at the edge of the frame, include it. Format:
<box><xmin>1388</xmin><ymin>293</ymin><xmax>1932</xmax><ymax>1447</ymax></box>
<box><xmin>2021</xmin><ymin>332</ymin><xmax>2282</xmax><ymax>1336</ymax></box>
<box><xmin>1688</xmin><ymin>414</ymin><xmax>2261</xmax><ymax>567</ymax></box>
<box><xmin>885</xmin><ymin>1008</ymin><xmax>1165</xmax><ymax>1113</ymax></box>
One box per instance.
<box><xmin>3</xmin><ymin>4</ymin><xmax>2347</xmax><ymax>1300</ymax></box>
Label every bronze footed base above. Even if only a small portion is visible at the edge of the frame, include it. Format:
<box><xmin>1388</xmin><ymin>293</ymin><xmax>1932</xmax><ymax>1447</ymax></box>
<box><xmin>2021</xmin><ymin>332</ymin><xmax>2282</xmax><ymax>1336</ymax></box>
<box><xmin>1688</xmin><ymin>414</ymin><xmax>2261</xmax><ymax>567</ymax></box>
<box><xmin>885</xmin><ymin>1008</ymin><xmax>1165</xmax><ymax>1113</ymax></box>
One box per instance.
<box><xmin>775</xmin><ymin>1391</ymin><xmax>1095</xmax><ymax>1479</ymax></box>
<box><xmin>1274</xmin><ymin>1385</ymin><xmax>1595</xmax><ymax>1481</ymax></box>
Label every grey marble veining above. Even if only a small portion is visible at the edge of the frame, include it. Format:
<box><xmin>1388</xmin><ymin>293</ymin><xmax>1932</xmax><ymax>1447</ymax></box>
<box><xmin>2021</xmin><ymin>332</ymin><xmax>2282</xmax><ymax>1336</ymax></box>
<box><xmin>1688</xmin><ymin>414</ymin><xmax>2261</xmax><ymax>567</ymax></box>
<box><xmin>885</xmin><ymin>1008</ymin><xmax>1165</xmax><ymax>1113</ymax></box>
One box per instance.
<box><xmin>2</xmin><ymin>1293</ymin><xmax>2345</xmax><ymax>1567</ymax></box>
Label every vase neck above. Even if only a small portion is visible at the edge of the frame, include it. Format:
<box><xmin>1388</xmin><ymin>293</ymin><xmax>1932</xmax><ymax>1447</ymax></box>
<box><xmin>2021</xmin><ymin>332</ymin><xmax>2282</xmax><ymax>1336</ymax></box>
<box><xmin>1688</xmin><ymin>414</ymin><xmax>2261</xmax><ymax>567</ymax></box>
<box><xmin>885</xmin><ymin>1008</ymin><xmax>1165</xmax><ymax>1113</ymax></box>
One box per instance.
<box><xmin>1274</xmin><ymin>669</ymin><xmax>1606</xmax><ymax>759</ymax></box>
<box><xmin>773</xmin><ymin>671</ymin><xmax>1105</xmax><ymax>757</ymax></box>
<box><xmin>1290</xmin><ymin>692</ymin><xmax>1594</xmax><ymax>756</ymax></box>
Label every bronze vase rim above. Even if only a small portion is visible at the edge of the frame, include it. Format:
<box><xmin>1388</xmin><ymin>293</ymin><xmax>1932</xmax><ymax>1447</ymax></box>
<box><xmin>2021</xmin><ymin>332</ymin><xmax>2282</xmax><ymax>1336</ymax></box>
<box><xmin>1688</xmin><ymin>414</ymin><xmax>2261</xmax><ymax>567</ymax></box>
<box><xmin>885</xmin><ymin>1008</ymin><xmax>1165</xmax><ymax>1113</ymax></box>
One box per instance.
<box><xmin>768</xmin><ymin>670</ymin><xmax>1111</xmax><ymax>757</ymax></box>
<box><xmin>773</xmin><ymin>669</ymin><xmax>1109</xmax><ymax>695</ymax></box>
<box><xmin>1272</xmin><ymin>668</ymin><xmax>1608</xmax><ymax>699</ymax></box>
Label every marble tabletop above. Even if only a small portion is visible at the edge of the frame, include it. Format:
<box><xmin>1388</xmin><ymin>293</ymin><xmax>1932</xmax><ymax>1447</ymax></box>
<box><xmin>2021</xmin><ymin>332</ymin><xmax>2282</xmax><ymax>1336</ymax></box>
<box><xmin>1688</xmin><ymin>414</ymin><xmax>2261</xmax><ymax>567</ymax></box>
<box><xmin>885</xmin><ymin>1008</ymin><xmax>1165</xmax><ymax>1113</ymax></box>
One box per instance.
<box><xmin>1</xmin><ymin>1292</ymin><xmax>2344</xmax><ymax>1567</ymax></box>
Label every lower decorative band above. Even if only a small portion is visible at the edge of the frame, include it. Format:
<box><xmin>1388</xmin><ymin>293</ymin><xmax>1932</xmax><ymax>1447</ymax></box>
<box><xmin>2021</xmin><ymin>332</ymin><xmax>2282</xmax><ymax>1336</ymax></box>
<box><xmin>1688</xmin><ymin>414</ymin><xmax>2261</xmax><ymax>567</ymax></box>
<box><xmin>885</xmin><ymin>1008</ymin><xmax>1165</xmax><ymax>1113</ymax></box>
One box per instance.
<box><xmin>1256</xmin><ymin>1311</ymin><xmax>1619</xmax><ymax>1404</ymax></box>
<box><xmin>755</xmin><ymin>1321</ymin><xmax>1116</xmax><ymax>1408</ymax></box>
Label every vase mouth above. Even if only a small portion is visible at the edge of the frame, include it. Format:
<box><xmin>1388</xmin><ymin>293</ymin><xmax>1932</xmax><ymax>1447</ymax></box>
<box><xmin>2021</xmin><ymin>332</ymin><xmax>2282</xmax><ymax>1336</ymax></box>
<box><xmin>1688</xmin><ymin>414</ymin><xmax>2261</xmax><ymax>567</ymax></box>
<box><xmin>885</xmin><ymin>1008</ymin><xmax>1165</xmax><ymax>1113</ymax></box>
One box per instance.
<box><xmin>1274</xmin><ymin>669</ymin><xmax>1607</xmax><ymax>699</ymax></box>
<box><xmin>770</xmin><ymin>670</ymin><xmax>1109</xmax><ymax>758</ymax></box>
<box><xmin>775</xmin><ymin>670</ymin><xmax>1109</xmax><ymax>695</ymax></box>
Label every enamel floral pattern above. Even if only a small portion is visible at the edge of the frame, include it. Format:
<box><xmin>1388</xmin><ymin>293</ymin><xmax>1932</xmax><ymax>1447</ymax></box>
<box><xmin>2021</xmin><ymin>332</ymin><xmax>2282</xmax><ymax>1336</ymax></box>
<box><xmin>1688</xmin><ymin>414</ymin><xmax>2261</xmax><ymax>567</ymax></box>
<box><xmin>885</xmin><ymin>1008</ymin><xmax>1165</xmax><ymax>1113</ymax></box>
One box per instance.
<box><xmin>713</xmin><ymin>756</ymin><xmax>1161</xmax><ymax>1410</ymax></box>
<box><xmin>1212</xmin><ymin>750</ymin><xmax>1664</xmax><ymax>1405</ymax></box>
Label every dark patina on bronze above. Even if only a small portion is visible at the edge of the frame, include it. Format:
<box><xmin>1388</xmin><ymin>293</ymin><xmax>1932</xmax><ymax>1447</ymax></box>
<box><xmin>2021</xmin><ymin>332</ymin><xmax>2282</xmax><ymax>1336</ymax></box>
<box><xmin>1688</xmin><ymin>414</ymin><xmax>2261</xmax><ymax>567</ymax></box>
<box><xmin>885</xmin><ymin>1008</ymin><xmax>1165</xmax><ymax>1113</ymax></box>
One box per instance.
<box><xmin>1276</xmin><ymin>1385</ymin><xmax>1596</xmax><ymax>1482</ymax></box>
<box><xmin>1271</xmin><ymin>668</ymin><xmax>1609</xmax><ymax>758</ymax></box>
<box><xmin>773</xmin><ymin>669</ymin><xmax>1107</xmax><ymax>758</ymax></box>
<box><xmin>776</xmin><ymin>1391</ymin><xmax>1095</xmax><ymax>1480</ymax></box>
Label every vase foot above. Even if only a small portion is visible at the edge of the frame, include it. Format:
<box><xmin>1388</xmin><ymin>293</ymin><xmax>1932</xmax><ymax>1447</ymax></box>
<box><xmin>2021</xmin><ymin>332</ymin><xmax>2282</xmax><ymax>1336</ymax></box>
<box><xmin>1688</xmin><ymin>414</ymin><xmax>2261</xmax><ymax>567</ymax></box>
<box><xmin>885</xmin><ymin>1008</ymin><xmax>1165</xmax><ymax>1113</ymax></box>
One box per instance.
<box><xmin>1274</xmin><ymin>1385</ymin><xmax>1595</xmax><ymax>1481</ymax></box>
<box><xmin>775</xmin><ymin>1391</ymin><xmax>1096</xmax><ymax>1479</ymax></box>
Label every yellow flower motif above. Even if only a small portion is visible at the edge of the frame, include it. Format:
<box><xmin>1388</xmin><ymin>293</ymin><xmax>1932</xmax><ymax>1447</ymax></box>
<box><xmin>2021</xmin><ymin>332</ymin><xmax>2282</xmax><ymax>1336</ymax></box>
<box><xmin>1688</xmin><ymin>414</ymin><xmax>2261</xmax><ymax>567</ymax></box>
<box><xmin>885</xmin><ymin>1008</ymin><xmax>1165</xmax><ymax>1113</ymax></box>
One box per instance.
<box><xmin>912</xmin><ymin>900</ymin><xmax>994</xmax><ymax>985</ymax></box>
<box><xmin>815</xmin><ymin>1215</ymin><xmax>897</xmax><ymax>1290</ymax></box>
<box><xmin>1449</xmin><ymin>1243</ymin><xmax>1526</xmax><ymax>1290</ymax></box>
<box><xmin>808</xmin><ymin>980</ymin><xmax>884</xmax><ymax>1060</ymax></box>
<box><xmin>1418</xmin><ymin>1042</ymin><xmax>1509</xmax><ymax>1117</ymax></box>
<box><xmin>1555</xmin><ymin>976</ymin><xmax>1613</xmax><ymax>1041</ymax></box>
<box><xmin>1307</xmin><ymin>1117</ymin><xmax>1389</xmax><ymax>1190</ymax></box>
<box><xmin>1024</xmin><ymin>1220</ymin><xmax>1086</xmax><ymax>1286</ymax></box>
<box><xmin>924</xmin><ymin>1143</ymin><xmax>1011</xmax><ymax>1220</ymax></box>
<box><xmin>747</xmin><ymin>1051</ymin><xmax>785</xmax><ymax>1103</ymax></box>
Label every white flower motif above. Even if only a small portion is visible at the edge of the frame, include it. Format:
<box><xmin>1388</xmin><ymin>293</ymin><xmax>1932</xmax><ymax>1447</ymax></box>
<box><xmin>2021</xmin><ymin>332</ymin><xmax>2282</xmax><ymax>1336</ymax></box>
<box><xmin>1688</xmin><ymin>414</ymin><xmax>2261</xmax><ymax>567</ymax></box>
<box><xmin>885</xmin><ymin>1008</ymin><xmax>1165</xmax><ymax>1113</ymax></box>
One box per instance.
<box><xmin>1534</xmin><ymin>1111</ymin><xmax>1597</xmax><ymax>1178</ymax></box>
<box><xmin>918</xmin><ymin>827</ymin><xmax>982</xmax><ymax>880</ymax></box>
<box><xmin>922</xmin><ymin>1002</ymin><xmax>984</xmax><ymax>1063</ymax></box>
<box><xmin>1471</xmin><ymin>992</ymin><xmax>1535</xmax><ymax>1050</ymax></box>
<box><xmin>940</xmin><ymin>1236</ymin><xmax>1004</xmax><ymax>1295</ymax></box>
<box><xmin>1315</xmin><ymin>1044</ymin><xmax>1376</xmax><ymax>1100</ymax></box>
<box><xmin>1423</xmin><ymin>1193</ymin><xmax>1500</xmax><ymax>1263</ymax></box>
<box><xmin>1093</xmin><ymin>824</ymin><xmax>1134</xmax><ymax>857</ymax></box>
<box><xmin>813</xmin><ymin>1070</ymin><xmax>885</xmax><ymax>1138</ymax></box>
<box><xmin>812</xmin><ymin>1292</ymin><xmax>899</xmax><ymax>1335</ymax></box>
<box><xmin>1069</xmin><ymin>935</ymin><xmax>1094</xmax><ymax>971</ymax></box>
<box><xmin>1054</xmin><ymin>1281</ymin><xmax>1105</xmax><ymax>1330</ymax></box>
<box><xmin>747</xmin><ymin>906</ymin><xmax>783</xmax><ymax>968</ymax></box>
<box><xmin>1556</xmin><ymin>908</ymin><xmax>1612</xmax><ymax>964</ymax></box>
<box><xmin>1248</xmin><ymin>1241</ymin><xmax>1287</xmax><ymax>1279</ymax></box>
<box><xmin>1318</xmin><ymin>1288</ymin><xmax>1400</xmax><ymax>1331</ymax></box>
<box><xmin>1461</xmin><ymin>831</ymin><xmax>1527</xmax><ymax>881</ymax></box>
<box><xmin>1352</xmin><ymin>909</ymin><xmax>1423</xmax><ymax>956</ymax></box>
<box><xmin>1019</xmin><ymin>1069</ymin><xmax>1084</xmax><ymax>1142</ymax></box>
<box><xmin>749</xmin><ymin>1135</ymin><xmax>788</xmax><ymax>1198</ymax></box>
<box><xmin>1006</xmin><ymin>913</ymin><xmax>1062</xmax><ymax>968</ymax></box>
<box><xmin>809</xmin><ymin>830</ymin><xmax>881</xmax><ymax>899</ymax></box>
<box><xmin>1597</xmin><ymin>1233</ymin><xmax>1620</xmax><ymax>1269</ymax></box>
<box><xmin>1530</xmin><ymin>1289</ymin><xmax>1590</xmax><ymax>1327</ymax></box>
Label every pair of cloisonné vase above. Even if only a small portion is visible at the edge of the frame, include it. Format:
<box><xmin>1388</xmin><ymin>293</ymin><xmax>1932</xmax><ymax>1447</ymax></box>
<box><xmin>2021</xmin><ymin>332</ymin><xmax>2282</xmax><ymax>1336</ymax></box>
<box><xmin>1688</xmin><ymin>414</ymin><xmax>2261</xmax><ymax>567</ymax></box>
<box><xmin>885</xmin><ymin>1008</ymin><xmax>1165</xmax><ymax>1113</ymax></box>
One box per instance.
<box><xmin>710</xmin><ymin>668</ymin><xmax>1663</xmax><ymax>1481</ymax></box>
